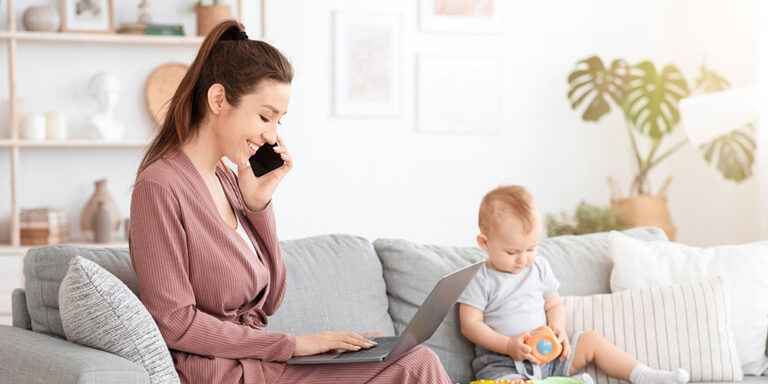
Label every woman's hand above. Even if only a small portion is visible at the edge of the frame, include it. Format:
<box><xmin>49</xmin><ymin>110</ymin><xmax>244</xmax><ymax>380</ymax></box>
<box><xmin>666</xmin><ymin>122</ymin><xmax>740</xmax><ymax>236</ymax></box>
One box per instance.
<box><xmin>506</xmin><ymin>331</ymin><xmax>540</xmax><ymax>364</ymax></box>
<box><xmin>293</xmin><ymin>331</ymin><xmax>378</xmax><ymax>357</ymax></box>
<box><xmin>238</xmin><ymin>133</ymin><xmax>294</xmax><ymax>211</ymax></box>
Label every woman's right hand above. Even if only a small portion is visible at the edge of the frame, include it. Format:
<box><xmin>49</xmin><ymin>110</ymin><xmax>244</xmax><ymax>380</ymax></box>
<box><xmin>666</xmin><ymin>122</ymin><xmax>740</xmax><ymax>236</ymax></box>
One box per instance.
<box><xmin>293</xmin><ymin>331</ymin><xmax>378</xmax><ymax>357</ymax></box>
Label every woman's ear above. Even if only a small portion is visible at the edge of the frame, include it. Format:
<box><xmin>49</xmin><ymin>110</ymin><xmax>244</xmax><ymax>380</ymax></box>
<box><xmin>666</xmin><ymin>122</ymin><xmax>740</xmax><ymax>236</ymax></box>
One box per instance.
<box><xmin>207</xmin><ymin>83</ymin><xmax>227</xmax><ymax>115</ymax></box>
<box><xmin>476</xmin><ymin>234</ymin><xmax>489</xmax><ymax>251</ymax></box>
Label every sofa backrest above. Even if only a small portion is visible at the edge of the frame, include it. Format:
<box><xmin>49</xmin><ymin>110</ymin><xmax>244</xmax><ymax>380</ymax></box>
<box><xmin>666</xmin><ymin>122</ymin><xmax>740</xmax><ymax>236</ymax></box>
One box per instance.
<box><xmin>373</xmin><ymin>227</ymin><xmax>668</xmax><ymax>384</ymax></box>
<box><xmin>21</xmin><ymin>234</ymin><xmax>395</xmax><ymax>341</ymax></box>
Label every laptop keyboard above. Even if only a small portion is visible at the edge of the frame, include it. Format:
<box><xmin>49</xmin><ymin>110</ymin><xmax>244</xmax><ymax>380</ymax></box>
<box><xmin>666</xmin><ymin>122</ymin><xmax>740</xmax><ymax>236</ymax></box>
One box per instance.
<box><xmin>332</xmin><ymin>336</ymin><xmax>399</xmax><ymax>361</ymax></box>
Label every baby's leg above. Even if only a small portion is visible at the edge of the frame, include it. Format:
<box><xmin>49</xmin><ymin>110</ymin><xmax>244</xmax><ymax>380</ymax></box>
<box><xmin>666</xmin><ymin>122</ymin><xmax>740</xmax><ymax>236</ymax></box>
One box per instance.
<box><xmin>568</xmin><ymin>331</ymin><xmax>689</xmax><ymax>384</ymax></box>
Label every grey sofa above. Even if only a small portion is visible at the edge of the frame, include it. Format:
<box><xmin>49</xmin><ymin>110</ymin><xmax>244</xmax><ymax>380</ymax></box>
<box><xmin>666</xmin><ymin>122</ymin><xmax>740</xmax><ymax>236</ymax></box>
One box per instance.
<box><xmin>2</xmin><ymin>227</ymin><xmax>766</xmax><ymax>384</ymax></box>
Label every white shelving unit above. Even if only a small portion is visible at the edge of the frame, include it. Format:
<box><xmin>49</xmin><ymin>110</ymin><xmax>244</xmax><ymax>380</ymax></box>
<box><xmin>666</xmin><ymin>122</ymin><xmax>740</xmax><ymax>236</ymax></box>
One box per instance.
<box><xmin>1</xmin><ymin>0</ymin><xmax>251</xmax><ymax>249</ymax></box>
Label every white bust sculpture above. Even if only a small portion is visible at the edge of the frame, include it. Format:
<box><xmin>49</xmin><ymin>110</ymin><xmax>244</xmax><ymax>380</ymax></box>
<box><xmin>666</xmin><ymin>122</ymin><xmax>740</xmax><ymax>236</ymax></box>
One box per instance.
<box><xmin>85</xmin><ymin>72</ymin><xmax>124</xmax><ymax>141</ymax></box>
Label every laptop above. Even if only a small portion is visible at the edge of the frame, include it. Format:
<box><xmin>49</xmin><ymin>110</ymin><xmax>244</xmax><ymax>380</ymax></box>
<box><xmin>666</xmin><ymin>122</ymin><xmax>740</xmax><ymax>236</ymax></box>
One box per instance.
<box><xmin>286</xmin><ymin>260</ymin><xmax>484</xmax><ymax>365</ymax></box>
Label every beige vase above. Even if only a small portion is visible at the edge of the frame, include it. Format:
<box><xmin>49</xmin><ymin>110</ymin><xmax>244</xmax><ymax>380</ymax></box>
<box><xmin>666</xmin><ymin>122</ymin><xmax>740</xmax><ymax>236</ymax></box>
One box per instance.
<box><xmin>195</xmin><ymin>5</ymin><xmax>231</xmax><ymax>37</ymax></box>
<box><xmin>610</xmin><ymin>195</ymin><xmax>676</xmax><ymax>241</ymax></box>
<box><xmin>81</xmin><ymin>179</ymin><xmax>120</xmax><ymax>243</ymax></box>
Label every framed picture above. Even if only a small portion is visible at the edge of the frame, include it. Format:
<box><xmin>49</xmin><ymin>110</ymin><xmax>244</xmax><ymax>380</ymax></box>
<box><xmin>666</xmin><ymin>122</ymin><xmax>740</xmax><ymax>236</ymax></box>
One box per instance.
<box><xmin>61</xmin><ymin>0</ymin><xmax>115</xmax><ymax>33</ymax></box>
<box><xmin>333</xmin><ymin>10</ymin><xmax>402</xmax><ymax>117</ymax></box>
<box><xmin>420</xmin><ymin>0</ymin><xmax>500</xmax><ymax>34</ymax></box>
<box><xmin>416</xmin><ymin>54</ymin><xmax>502</xmax><ymax>134</ymax></box>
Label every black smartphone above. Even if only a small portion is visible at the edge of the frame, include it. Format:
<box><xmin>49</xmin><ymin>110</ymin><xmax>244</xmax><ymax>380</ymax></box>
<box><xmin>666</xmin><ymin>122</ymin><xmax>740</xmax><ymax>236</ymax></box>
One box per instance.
<box><xmin>249</xmin><ymin>142</ymin><xmax>285</xmax><ymax>177</ymax></box>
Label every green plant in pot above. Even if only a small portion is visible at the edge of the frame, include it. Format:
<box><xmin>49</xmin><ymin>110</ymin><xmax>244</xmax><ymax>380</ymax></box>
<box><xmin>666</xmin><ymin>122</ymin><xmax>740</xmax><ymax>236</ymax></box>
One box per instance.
<box><xmin>195</xmin><ymin>0</ymin><xmax>232</xmax><ymax>37</ymax></box>
<box><xmin>567</xmin><ymin>57</ymin><xmax>756</xmax><ymax>240</ymax></box>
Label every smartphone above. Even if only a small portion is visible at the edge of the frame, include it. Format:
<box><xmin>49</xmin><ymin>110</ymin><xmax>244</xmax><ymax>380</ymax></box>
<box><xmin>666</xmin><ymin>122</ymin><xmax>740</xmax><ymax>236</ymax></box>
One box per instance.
<box><xmin>249</xmin><ymin>142</ymin><xmax>285</xmax><ymax>177</ymax></box>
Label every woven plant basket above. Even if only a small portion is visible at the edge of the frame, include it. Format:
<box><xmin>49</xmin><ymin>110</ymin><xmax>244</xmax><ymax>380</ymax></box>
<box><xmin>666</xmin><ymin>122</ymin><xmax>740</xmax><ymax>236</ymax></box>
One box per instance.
<box><xmin>195</xmin><ymin>5</ymin><xmax>231</xmax><ymax>37</ymax></box>
<box><xmin>608</xmin><ymin>177</ymin><xmax>677</xmax><ymax>241</ymax></box>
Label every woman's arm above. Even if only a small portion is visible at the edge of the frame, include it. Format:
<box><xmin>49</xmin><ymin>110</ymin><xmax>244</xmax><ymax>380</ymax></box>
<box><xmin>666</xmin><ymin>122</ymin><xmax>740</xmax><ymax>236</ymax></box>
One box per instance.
<box><xmin>129</xmin><ymin>179</ymin><xmax>296</xmax><ymax>361</ymax></box>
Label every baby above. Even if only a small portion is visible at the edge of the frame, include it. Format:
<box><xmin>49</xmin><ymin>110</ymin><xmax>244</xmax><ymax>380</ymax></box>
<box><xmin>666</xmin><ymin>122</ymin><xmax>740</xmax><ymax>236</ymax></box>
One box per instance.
<box><xmin>458</xmin><ymin>185</ymin><xmax>690</xmax><ymax>383</ymax></box>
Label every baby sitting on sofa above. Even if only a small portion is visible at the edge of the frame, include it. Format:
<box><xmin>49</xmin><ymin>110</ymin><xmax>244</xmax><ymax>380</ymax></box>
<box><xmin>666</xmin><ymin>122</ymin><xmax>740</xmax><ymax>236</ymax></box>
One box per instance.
<box><xmin>458</xmin><ymin>185</ymin><xmax>690</xmax><ymax>384</ymax></box>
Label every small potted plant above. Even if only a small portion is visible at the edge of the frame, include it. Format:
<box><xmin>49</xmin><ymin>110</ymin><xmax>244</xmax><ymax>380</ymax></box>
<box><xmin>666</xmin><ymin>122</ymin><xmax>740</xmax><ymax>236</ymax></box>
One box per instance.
<box><xmin>195</xmin><ymin>0</ymin><xmax>231</xmax><ymax>36</ymax></box>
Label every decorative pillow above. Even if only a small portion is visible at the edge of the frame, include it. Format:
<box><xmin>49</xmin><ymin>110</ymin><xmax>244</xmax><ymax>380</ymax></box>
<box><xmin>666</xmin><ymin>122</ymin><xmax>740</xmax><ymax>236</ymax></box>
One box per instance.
<box><xmin>609</xmin><ymin>232</ymin><xmax>768</xmax><ymax>375</ymax></box>
<box><xmin>59</xmin><ymin>256</ymin><xmax>179</xmax><ymax>384</ymax></box>
<box><xmin>565</xmin><ymin>277</ymin><xmax>742</xmax><ymax>383</ymax></box>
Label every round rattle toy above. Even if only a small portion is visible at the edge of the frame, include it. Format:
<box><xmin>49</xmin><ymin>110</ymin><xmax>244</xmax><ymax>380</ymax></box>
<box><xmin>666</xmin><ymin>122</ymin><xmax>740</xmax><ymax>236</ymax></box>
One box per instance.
<box><xmin>524</xmin><ymin>325</ymin><xmax>563</xmax><ymax>364</ymax></box>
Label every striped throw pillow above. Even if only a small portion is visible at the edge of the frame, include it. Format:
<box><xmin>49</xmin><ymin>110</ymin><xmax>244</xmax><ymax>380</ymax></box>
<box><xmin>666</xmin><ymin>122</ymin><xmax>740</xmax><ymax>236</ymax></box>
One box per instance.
<box><xmin>564</xmin><ymin>277</ymin><xmax>742</xmax><ymax>383</ymax></box>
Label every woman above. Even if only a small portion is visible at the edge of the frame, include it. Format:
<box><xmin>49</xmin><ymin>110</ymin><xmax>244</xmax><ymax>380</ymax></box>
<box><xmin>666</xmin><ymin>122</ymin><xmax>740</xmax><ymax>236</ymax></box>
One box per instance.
<box><xmin>129</xmin><ymin>20</ymin><xmax>451</xmax><ymax>384</ymax></box>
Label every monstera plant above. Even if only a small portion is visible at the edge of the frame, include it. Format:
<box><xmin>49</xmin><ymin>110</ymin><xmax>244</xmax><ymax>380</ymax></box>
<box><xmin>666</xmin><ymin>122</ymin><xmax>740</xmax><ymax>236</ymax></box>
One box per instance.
<box><xmin>567</xmin><ymin>56</ymin><xmax>757</xmax><ymax>239</ymax></box>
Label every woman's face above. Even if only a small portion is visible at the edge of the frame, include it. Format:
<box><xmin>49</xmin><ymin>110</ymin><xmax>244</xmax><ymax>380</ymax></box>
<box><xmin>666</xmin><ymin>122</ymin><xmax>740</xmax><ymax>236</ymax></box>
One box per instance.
<box><xmin>215</xmin><ymin>79</ymin><xmax>291</xmax><ymax>167</ymax></box>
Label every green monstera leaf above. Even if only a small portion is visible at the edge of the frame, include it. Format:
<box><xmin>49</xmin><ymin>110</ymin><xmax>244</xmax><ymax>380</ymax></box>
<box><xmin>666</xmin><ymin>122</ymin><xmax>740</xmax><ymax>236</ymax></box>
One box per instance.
<box><xmin>700</xmin><ymin>124</ymin><xmax>756</xmax><ymax>182</ymax></box>
<box><xmin>695</xmin><ymin>63</ymin><xmax>731</xmax><ymax>93</ymax></box>
<box><xmin>623</xmin><ymin>61</ymin><xmax>689</xmax><ymax>140</ymax></box>
<box><xmin>567</xmin><ymin>56</ymin><xmax>629</xmax><ymax>121</ymax></box>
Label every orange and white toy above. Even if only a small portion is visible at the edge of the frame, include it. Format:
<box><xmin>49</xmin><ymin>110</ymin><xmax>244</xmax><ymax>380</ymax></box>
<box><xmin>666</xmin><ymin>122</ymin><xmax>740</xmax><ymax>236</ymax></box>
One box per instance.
<box><xmin>524</xmin><ymin>326</ymin><xmax>563</xmax><ymax>364</ymax></box>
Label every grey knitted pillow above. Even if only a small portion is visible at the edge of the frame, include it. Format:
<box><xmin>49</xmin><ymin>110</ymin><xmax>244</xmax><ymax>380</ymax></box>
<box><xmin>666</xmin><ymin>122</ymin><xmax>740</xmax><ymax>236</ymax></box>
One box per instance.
<box><xmin>59</xmin><ymin>256</ymin><xmax>179</xmax><ymax>384</ymax></box>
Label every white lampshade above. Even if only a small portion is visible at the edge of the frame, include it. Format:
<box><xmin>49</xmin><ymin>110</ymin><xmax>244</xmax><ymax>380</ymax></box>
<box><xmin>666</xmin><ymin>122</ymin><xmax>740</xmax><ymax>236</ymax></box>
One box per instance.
<box><xmin>679</xmin><ymin>86</ymin><xmax>759</xmax><ymax>145</ymax></box>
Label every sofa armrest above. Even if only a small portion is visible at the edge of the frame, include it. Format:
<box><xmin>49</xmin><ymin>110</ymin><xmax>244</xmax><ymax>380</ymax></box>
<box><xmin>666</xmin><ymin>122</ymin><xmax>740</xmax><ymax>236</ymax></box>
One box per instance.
<box><xmin>0</xmin><ymin>325</ymin><xmax>149</xmax><ymax>384</ymax></box>
<box><xmin>12</xmin><ymin>288</ymin><xmax>32</xmax><ymax>330</ymax></box>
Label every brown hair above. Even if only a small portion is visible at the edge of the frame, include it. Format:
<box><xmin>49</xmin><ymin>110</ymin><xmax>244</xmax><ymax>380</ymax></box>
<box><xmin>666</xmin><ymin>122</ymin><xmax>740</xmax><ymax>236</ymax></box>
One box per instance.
<box><xmin>136</xmin><ymin>20</ymin><xmax>293</xmax><ymax>178</ymax></box>
<box><xmin>478</xmin><ymin>185</ymin><xmax>538</xmax><ymax>235</ymax></box>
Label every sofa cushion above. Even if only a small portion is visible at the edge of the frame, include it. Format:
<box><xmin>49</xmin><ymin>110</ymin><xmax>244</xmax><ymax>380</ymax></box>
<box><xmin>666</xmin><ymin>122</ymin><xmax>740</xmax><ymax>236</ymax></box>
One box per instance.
<box><xmin>265</xmin><ymin>234</ymin><xmax>396</xmax><ymax>336</ymax></box>
<box><xmin>565</xmin><ymin>276</ymin><xmax>742</xmax><ymax>383</ymax></box>
<box><xmin>373</xmin><ymin>227</ymin><xmax>668</xmax><ymax>384</ymax></box>
<box><xmin>23</xmin><ymin>245</ymin><xmax>137</xmax><ymax>338</ymax></box>
<box><xmin>59</xmin><ymin>256</ymin><xmax>178</xmax><ymax>384</ymax></box>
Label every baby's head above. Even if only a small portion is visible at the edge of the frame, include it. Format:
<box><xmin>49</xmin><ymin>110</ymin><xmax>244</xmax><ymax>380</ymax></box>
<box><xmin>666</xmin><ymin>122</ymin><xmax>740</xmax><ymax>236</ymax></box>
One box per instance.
<box><xmin>477</xmin><ymin>185</ymin><xmax>541</xmax><ymax>274</ymax></box>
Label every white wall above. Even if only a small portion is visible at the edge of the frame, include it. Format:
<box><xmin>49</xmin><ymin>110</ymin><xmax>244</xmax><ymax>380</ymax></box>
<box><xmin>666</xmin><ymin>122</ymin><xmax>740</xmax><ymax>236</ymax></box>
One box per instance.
<box><xmin>0</xmin><ymin>0</ymin><xmax>762</xmax><ymax>247</ymax></box>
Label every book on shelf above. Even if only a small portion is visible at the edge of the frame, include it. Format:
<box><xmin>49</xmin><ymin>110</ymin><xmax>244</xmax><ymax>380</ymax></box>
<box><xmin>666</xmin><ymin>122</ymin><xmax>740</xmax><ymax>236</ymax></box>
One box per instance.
<box><xmin>20</xmin><ymin>208</ymin><xmax>70</xmax><ymax>246</ymax></box>
<box><xmin>118</xmin><ymin>23</ymin><xmax>185</xmax><ymax>36</ymax></box>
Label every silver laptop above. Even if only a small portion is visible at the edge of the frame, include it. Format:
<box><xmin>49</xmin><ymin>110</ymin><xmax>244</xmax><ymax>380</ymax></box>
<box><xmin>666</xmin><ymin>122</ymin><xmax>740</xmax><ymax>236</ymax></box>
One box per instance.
<box><xmin>286</xmin><ymin>260</ymin><xmax>484</xmax><ymax>365</ymax></box>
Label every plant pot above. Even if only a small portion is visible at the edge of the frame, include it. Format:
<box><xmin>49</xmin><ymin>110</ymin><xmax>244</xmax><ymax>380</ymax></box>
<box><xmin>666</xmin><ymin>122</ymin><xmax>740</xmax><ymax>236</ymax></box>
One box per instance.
<box><xmin>610</xmin><ymin>194</ymin><xmax>676</xmax><ymax>241</ymax></box>
<box><xmin>195</xmin><ymin>5</ymin><xmax>231</xmax><ymax>37</ymax></box>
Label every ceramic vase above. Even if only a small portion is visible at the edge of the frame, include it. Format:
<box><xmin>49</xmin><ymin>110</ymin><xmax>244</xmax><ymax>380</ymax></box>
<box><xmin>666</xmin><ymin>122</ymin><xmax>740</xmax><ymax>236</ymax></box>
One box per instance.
<box><xmin>93</xmin><ymin>202</ymin><xmax>112</xmax><ymax>243</ymax></box>
<box><xmin>81</xmin><ymin>179</ymin><xmax>120</xmax><ymax>242</ymax></box>
<box><xmin>23</xmin><ymin>6</ymin><xmax>60</xmax><ymax>32</ymax></box>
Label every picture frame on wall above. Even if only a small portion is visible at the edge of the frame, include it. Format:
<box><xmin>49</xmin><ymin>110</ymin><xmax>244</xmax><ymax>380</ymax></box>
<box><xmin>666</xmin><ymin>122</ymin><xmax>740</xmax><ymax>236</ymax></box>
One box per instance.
<box><xmin>333</xmin><ymin>10</ymin><xmax>402</xmax><ymax>117</ymax></box>
<box><xmin>419</xmin><ymin>0</ymin><xmax>500</xmax><ymax>34</ymax></box>
<box><xmin>416</xmin><ymin>54</ymin><xmax>502</xmax><ymax>134</ymax></box>
<box><xmin>61</xmin><ymin>0</ymin><xmax>115</xmax><ymax>33</ymax></box>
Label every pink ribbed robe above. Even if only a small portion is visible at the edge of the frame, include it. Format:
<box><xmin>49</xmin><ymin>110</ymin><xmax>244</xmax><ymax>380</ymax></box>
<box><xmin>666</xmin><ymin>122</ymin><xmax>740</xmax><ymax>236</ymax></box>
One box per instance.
<box><xmin>129</xmin><ymin>147</ymin><xmax>450</xmax><ymax>384</ymax></box>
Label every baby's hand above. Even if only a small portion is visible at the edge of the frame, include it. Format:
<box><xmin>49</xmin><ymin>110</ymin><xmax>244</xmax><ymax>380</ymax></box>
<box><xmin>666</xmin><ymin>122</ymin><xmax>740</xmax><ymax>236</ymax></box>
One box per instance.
<box><xmin>506</xmin><ymin>331</ymin><xmax>540</xmax><ymax>364</ymax></box>
<box><xmin>550</xmin><ymin>324</ymin><xmax>571</xmax><ymax>361</ymax></box>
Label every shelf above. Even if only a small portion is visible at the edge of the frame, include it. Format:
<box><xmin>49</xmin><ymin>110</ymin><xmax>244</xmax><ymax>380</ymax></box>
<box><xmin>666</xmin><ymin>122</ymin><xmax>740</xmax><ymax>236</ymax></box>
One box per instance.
<box><xmin>0</xmin><ymin>241</ymin><xmax>129</xmax><ymax>254</ymax></box>
<box><xmin>0</xmin><ymin>139</ymin><xmax>150</xmax><ymax>148</ymax></box>
<box><xmin>0</xmin><ymin>31</ymin><xmax>204</xmax><ymax>46</ymax></box>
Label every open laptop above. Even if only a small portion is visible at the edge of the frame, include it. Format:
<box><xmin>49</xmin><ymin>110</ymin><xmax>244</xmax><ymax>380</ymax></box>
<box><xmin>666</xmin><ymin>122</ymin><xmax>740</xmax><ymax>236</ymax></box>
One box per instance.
<box><xmin>286</xmin><ymin>260</ymin><xmax>484</xmax><ymax>365</ymax></box>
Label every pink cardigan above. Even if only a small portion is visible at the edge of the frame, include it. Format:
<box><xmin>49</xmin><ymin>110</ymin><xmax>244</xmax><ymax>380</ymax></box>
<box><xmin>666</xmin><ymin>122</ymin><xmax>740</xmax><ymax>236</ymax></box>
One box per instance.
<box><xmin>129</xmin><ymin>146</ymin><xmax>296</xmax><ymax>384</ymax></box>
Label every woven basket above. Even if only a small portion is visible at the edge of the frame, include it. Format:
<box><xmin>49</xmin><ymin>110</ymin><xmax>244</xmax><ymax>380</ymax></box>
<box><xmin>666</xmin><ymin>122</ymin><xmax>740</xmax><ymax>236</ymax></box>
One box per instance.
<box><xmin>195</xmin><ymin>5</ymin><xmax>231</xmax><ymax>37</ymax></box>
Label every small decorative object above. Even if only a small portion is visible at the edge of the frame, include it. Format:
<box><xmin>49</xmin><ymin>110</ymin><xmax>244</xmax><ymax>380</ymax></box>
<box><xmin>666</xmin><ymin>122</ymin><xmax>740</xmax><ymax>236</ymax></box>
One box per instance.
<box><xmin>85</xmin><ymin>72</ymin><xmax>124</xmax><ymax>140</ymax></box>
<box><xmin>545</xmin><ymin>200</ymin><xmax>626</xmax><ymax>237</ymax></box>
<box><xmin>81</xmin><ymin>178</ymin><xmax>120</xmax><ymax>243</ymax></box>
<box><xmin>567</xmin><ymin>58</ymin><xmax>756</xmax><ymax>240</ymax></box>
<box><xmin>45</xmin><ymin>112</ymin><xmax>67</xmax><ymax>140</ymax></box>
<box><xmin>118</xmin><ymin>23</ymin><xmax>184</xmax><ymax>36</ymax></box>
<box><xmin>20</xmin><ymin>208</ymin><xmax>70</xmax><ymax>246</ymax></box>
<box><xmin>195</xmin><ymin>1</ymin><xmax>231</xmax><ymax>37</ymax></box>
<box><xmin>61</xmin><ymin>0</ymin><xmax>115</xmax><ymax>33</ymax></box>
<box><xmin>145</xmin><ymin>63</ymin><xmax>189</xmax><ymax>127</ymax></box>
<box><xmin>420</xmin><ymin>0</ymin><xmax>500</xmax><ymax>33</ymax></box>
<box><xmin>93</xmin><ymin>201</ymin><xmax>112</xmax><ymax>243</ymax></box>
<box><xmin>21</xmin><ymin>114</ymin><xmax>47</xmax><ymax>140</ymax></box>
<box><xmin>333</xmin><ymin>11</ymin><xmax>402</xmax><ymax>117</ymax></box>
<box><xmin>137</xmin><ymin>0</ymin><xmax>152</xmax><ymax>24</ymax></box>
<box><xmin>417</xmin><ymin>54</ymin><xmax>502</xmax><ymax>133</ymax></box>
<box><xmin>23</xmin><ymin>5</ymin><xmax>61</xmax><ymax>32</ymax></box>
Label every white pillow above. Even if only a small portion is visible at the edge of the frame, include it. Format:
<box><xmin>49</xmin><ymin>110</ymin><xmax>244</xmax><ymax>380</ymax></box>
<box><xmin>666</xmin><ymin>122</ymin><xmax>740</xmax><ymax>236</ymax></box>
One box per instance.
<box><xmin>609</xmin><ymin>232</ymin><xmax>768</xmax><ymax>375</ymax></box>
<box><xmin>565</xmin><ymin>277</ymin><xmax>742</xmax><ymax>383</ymax></box>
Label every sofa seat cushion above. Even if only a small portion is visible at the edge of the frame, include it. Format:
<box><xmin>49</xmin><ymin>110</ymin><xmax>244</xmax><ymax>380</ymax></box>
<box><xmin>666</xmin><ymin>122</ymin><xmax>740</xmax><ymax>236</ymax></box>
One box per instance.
<box><xmin>265</xmin><ymin>234</ymin><xmax>396</xmax><ymax>336</ymax></box>
<box><xmin>373</xmin><ymin>227</ymin><xmax>668</xmax><ymax>384</ymax></box>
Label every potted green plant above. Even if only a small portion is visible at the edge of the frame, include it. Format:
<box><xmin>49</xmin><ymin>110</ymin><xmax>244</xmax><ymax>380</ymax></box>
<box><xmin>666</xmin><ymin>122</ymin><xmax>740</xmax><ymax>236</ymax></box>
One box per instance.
<box><xmin>545</xmin><ymin>201</ymin><xmax>626</xmax><ymax>237</ymax></box>
<box><xmin>195</xmin><ymin>0</ymin><xmax>231</xmax><ymax>37</ymax></box>
<box><xmin>567</xmin><ymin>57</ymin><xmax>756</xmax><ymax>240</ymax></box>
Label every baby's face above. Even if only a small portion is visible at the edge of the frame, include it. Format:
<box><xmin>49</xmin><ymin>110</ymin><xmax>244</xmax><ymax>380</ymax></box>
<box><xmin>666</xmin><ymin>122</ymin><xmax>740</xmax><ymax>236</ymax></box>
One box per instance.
<box><xmin>479</xmin><ymin>214</ymin><xmax>540</xmax><ymax>274</ymax></box>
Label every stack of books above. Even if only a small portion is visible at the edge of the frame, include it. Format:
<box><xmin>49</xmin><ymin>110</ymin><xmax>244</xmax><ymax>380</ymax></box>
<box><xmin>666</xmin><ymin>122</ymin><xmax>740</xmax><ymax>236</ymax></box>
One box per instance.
<box><xmin>20</xmin><ymin>208</ymin><xmax>70</xmax><ymax>246</ymax></box>
<box><xmin>118</xmin><ymin>23</ymin><xmax>186</xmax><ymax>36</ymax></box>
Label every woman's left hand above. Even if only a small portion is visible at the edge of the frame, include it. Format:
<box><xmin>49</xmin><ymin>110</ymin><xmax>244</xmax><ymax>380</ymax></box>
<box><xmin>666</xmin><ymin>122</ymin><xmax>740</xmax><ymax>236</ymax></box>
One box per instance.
<box><xmin>237</xmin><ymin>133</ymin><xmax>293</xmax><ymax>211</ymax></box>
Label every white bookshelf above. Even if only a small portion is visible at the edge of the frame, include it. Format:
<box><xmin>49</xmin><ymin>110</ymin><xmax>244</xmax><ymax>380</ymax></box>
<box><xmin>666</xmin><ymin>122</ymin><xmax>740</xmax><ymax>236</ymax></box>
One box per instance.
<box><xmin>1</xmin><ymin>0</ymin><xmax>250</xmax><ymax>249</ymax></box>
